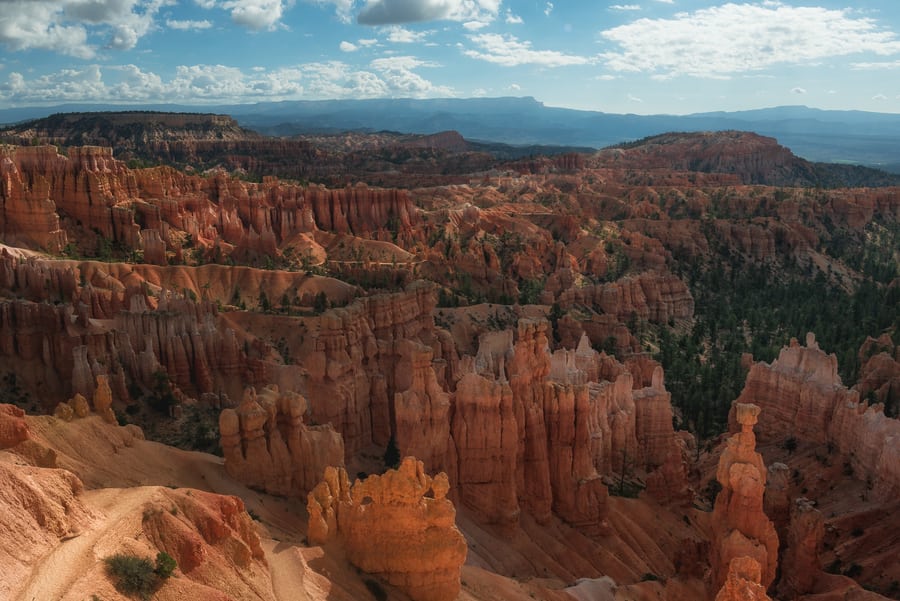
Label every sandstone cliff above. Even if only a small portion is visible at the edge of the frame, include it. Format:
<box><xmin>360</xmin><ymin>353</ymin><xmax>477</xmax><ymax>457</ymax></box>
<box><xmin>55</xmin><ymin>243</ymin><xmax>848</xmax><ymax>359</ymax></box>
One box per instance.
<box><xmin>733</xmin><ymin>333</ymin><xmax>900</xmax><ymax>501</ymax></box>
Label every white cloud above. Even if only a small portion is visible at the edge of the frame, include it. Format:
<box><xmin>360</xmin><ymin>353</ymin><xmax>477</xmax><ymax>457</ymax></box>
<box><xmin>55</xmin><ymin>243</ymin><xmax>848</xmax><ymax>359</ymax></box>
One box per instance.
<box><xmin>369</xmin><ymin>55</ymin><xmax>454</xmax><ymax>96</ymax></box>
<box><xmin>610</xmin><ymin>5</ymin><xmax>640</xmax><ymax>11</ymax></box>
<box><xmin>358</xmin><ymin>0</ymin><xmax>500</xmax><ymax>26</ymax></box>
<box><xmin>654</xmin><ymin>0</ymin><xmax>673</xmax><ymax>3</ymax></box>
<box><xmin>0</xmin><ymin>0</ymin><xmax>172</xmax><ymax>58</ymax></box>
<box><xmin>791</xmin><ymin>87</ymin><xmax>806</xmax><ymax>94</ymax></box>
<box><xmin>384</xmin><ymin>25</ymin><xmax>429</xmax><ymax>43</ymax></box>
<box><xmin>221</xmin><ymin>0</ymin><xmax>285</xmax><ymax>30</ymax></box>
<box><xmin>113</xmin><ymin>63</ymin><xmax>166</xmax><ymax>98</ymax></box>
<box><xmin>0</xmin><ymin>65</ymin><xmax>110</xmax><ymax>103</ymax></box>
<box><xmin>340</xmin><ymin>40</ymin><xmax>358</xmax><ymax>51</ymax></box>
<box><xmin>167</xmin><ymin>19</ymin><xmax>213</xmax><ymax>30</ymax></box>
<box><xmin>509</xmin><ymin>83</ymin><xmax>520</xmax><ymax>91</ymax></box>
<box><xmin>872</xmin><ymin>93</ymin><xmax>888</xmax><ymax>101</ymax></box>
<box><xmin>628</xmin><ymin>93</ymin><xmax>643</xmax><ymax>103</ymax></box>
<box><xmin>0</xmin><ymin>59</ymin><xmax>458</xmax><ymax>104</ymax></box>
<box><xmin>358</xmin><ymin>38</ymin><xmax>379</xmax><ymax>46</ymax></box>
<box><xmin>465</xmin><ymin>33</ymin><xmax>592</xmax><ymax>67</ymax></box>
<box><xmin>505</xmin><ymin>10</ymin><xmax>523</xmax><ymax>24</ymax></box>
<box><xmin>852</xmin><ymin>60</ymin><xmax>900</xmax><ymax>70</ymax></box>
<box><xmin>600</xmin><ymin>3</ymin><xmax>900</xmax><ymax>78</ymax></box>
<box><xmin>463</xmin><ymin>20</ymin><xmax>489</xmax><ymax>30</ymax></box>
<box><xmin>314</xmin><ymin>0</ymin><xmax>355</xmax><ymax>23</ymax></box>
<box><xmin>544</xmin><ymin>2</ymin><xmax>553</xmax><ymax>16</ymax></box>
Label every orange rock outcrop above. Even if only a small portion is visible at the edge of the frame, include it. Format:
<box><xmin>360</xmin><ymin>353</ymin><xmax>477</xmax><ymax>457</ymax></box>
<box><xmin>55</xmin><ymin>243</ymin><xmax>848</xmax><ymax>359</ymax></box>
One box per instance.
<box><xmin>713</xmin><ymin>557</ymin><xmax>773</xmax><ymax>601</ymax></box>
<box><xmin>307</xmin><ymin>457</ymin><xmax>467</xmax><ymax>601</ymax></box>
<box><xmin>219</xmin><ymin>385</ymin><xmax>344</xmax><ymax>497</ymax></box>
<box><xmin>0</xmin><ymin>403</ymin><xmax>29</xmax><ymax>448</ymax></box>
<box><xmin>710</xmin><ymin>403</ymin><xmax>778</xmax><ymax>594</ymax></box>
<box><xmin>142</xmin><ymin>487</ymin><xmax>267</xmax><ymax>581</ymax></box>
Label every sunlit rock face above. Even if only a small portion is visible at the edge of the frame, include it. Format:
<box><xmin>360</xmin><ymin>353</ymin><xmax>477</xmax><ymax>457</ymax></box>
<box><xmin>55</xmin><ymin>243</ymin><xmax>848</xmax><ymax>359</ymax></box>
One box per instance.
<box><xmin>714</xmin><ymin>556</ymin><xmax>773</xmax><ymax>601</ymax></box>
<box><xmin>307</xmin><ymin>457</ymin><xmax>467</xmax><ymax>601</ymax></box>
<box><xmin>710</xmin><ymin>403</ymin><xmax>779</xmax><ymax>594</ymax></box>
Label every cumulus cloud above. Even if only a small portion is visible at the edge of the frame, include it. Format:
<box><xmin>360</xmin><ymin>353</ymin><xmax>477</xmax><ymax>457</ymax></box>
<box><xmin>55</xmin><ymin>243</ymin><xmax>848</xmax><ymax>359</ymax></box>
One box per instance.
<box><xmin>166</xmin><ymin>19</ymin><xmax>213</xmax><ymax>30</ymax></box>
<box><xmin>610</xmin><ymin>5</ymin><xmax>640</xmax><ymax>11</ymax></box>
<box><xmin>384</xmin><ymin>25</ymin><xmax>429</xmax><ymax>43</ymax></box>
<box><xmin>358</xmin><ymin>0</ymin><xmax>500</xmax><ymax>26</ymax></box>
<box><xmin>340</xmin><ymin>40</ymin><xmax>358</xmax><ymax>51</ymax></box>
<box><xmin>544</xmin><ymin>2</ymin><xmax>553</xmax><ymax>16</ymax></box>
<box><xmin>464</xmin><ymin>33</ymin><xmax>592</xmax><ymax>67</ymax></box>
<box><xmin>369</xmin><ymin>55</ymin><xmax>453</xmax><ymax>96</ymax></box>
<box><xmin>0</xmin><ymin>59</ymin><xmax>456</xmax><ymax>104</ymax></box>
<box><xmin>221</xmin><ymin>0</ymin><xmax>285</xmax><ymax>30</ymax></box>
<box><xmin>791</xmin><ymin>87</ymin><xmax>806</xmax><ymax>94</ymax></box>
<box><xmin>872</xmin><ymin>93</ymin><xmax>888</xmax><ymax>101</ymax></box>
<box><xmin>0</xmin><ymin>0</ymin><xmax>171</xmax><ymax>57</ymax></box>
<box><xmin>600</xmin><ymin>2</ymin><xmax>900</xmax><ymax>78</ymax></box>
<box><xmin>0</xmin><ymin>65</ymin><xmax>106</xmax><ymax>101</ymax></box>
<box><xmin>358</xmin><ymin>38</ymin><xmax>378</xmax><ymax>46</ymax></box>
<box><xmin>505</xmin><ymin>10</ymin><xmax>523</xmax><ymax>24</ymax></box>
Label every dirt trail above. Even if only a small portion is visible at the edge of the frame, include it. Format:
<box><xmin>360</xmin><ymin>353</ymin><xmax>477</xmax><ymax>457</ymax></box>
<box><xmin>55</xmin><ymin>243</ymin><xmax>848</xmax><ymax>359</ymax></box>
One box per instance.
<box><xmin>14</xmin><ymin>487</ymin><xmax>152</xmax><ymax>601</ymax></box>
<box><xmin>262</xmin><ymin>539</ymin><xmax>313</xmax><ymax>601</ymax></box>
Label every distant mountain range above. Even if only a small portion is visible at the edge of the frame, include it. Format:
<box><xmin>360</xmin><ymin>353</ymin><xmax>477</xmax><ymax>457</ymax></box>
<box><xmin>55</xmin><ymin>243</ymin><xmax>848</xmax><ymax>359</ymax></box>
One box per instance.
<box><xmin>3</xmin><ymin>97</ymin><xmax>900</xmax><ymax>173</ymax></box>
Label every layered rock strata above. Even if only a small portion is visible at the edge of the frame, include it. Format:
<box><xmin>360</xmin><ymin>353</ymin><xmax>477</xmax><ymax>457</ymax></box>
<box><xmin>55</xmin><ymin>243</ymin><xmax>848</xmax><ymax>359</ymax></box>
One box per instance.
<box><xmin>733</xmin><ymin>333</ymin><xmax>900</xmax><ymax>500</ymax></box>
<box><xmin>302</xmin><ymin>281</ymin><xmax>454</xmax><ymax>455</ymax></box>
<box><xmin>446</xmin><ymin>325</ymin><xmax>689</xmax><ymax>534</ymax></box>
<box><xmin>0</xmin><ymin>145</ymin><xmax>419</xmax><ymax>261</ymax></box>
<box><xmin>219</xmin><ymin>385</ymin><xmax>344</xmax><ymax>497</ymax></box>
<box><xmin>307</xmin><ymin>457</ymin><xmax>467</xmax><ymax>601</ymax></box>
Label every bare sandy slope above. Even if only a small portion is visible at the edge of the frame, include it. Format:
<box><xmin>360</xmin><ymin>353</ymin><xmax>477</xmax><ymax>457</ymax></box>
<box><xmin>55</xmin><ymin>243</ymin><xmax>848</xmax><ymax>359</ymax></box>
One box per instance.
<box><xmin>13</xmin><ymin>487</ymin><xmax>154</xmax><ymax>601</ymax></box>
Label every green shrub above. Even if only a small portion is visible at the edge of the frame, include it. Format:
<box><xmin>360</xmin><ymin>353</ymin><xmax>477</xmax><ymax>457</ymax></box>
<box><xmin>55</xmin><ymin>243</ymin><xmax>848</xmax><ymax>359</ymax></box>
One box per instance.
<box><xmin>105</xmin><ymin>551</ymin><xmax>177</xmax><ymax>600</ymax></box>
<box><xmin>155</xmin><ymin>551</ymin><xmax>177</xmax><ymax>579</ymax></box>
<box><xmin>105</xmin><ymin>554</ymin><xmax>157</xmax><ymax>599</ymax></box>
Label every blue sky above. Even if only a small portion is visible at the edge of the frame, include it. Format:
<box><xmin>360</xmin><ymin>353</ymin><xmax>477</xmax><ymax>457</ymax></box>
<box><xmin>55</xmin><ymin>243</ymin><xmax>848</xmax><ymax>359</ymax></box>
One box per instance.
<box><xmin>2</xmin><ymin>1</ymin><xmax>900</xmax><ymax>114</ymax></box>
